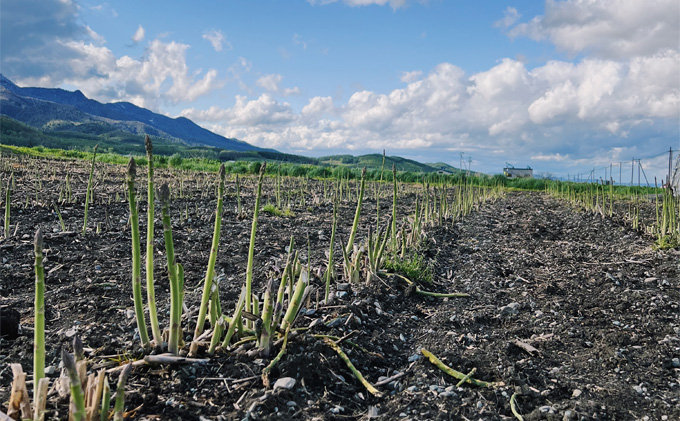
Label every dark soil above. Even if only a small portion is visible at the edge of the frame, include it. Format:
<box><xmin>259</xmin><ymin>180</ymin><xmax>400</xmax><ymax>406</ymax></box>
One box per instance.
<box><xmin>1</xmin><ymin>156</ymin><xmax>679</xmax><ymax>420</ymax></box>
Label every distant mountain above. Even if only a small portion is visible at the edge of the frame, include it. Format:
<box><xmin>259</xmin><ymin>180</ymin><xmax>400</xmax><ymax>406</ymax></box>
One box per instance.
<box><xmin>319</xmin><ymin>154</ymin><xmax>464</xmax><ymax>174</ymax></box>
<box><xmin>0</xmin><ymin>74</ymin><xmax>269</xmax><ymax>152</ymax></box>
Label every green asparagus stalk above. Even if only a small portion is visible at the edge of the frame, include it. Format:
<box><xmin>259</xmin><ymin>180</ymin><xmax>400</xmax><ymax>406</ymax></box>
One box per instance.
<box><xmin>100</xmin><ymin>377</ymin><xmax>111</xmax><ymax>421</ymax></box>
<box><xmin>113</xmin><ymin>363</ymin><xmax>132</xmax><ymax>421</ymax></box>
<box><xmin>261</xmin><ymin>327</ymin><xmax>290</xmax><ymax>388</ymax></box>
<box><xmin>190</xmin><ymin>164</ymin><xmax>226</xmax><ymax>357</ymax></box>
<box><xmin>62</xmin><ymin>349</ymin><xmax>86</xmax><ymax>421</ymax></box>
<box><xmin>53</xmin><ymin>202</ymin><xmax>66</xmax><ymax>232</ymax></box>
<box><xmin>145</xmin><ymin>136</ymin><xmax>162</xmax><ymax>350</ymax></box>
<box><xmin>258</xmin><ymin>278</ymin><xmax>275</xmax><ymax>356</ymax></box>
<box><xmin>159</xmin><ymin>183</ymin><xmax>182</xmax><ymax>355</ymax></box>
<box><xmin>82</xmin><ymin>144</ymin><xmax>98</xmax><ymax>234</ymax></box>
<box><xmin>4</xmin><ymin>174</ymin><xmax>11</xmax><ymax>238</ymax></box>
<box><xmin>220</xmin><ymin>287</ymin><xmax>247</xmax><ymax>350</ymax></box>
<box><xmin>344</xmin><ymin>167</ymin><xmax>366</xmax><ymax>258</ymax></box>
<box><xmin>421</xmin><ymin>348</ymin><xmax>502</xmax><ymax>387</ymax></box>
<box><xmin>236</xmin><ymin>173</ymin><xmax>242</xmax><ymax>216</ymax></box>
<box><xmin>324</xmin><ymin>194</ymin><xmax>338</xmax><ymax>302</ymax></box>
<box><xmin>280</xmin><ymin>269</ymin><xmax>308</xmax><ymax>332</ymax></box>
<box><xmin>245</xmin><ymin>163</ymin><xmax>266</xmax><ymax>326</ymax></box>
<box><xmin>126</xmin><ymin>158</ymin><xmax>151</xmax><ymax>350</ymax></box>
<box><xmin>207</xmin><ymin>314</ymin><xmax>226</xmax><ymax>356</ymax></box>
<box><xmin>209</xmin><ymin>274</ymin><xmax>223</xmax><ymax>327</ymax></box>
<box><xmin>323</xmin><ymin>338</ymin><xmax>381</xmax><ymax>397</ymax></box>
<box><xmin>33</xmin><ymin>228</ymin><xmax>45</xmax><ymax>405</ymax></box>
<box><xmin>274</xmin><ymin>238</ymin><xmax>295</xmax><ymax>327</ymax></box>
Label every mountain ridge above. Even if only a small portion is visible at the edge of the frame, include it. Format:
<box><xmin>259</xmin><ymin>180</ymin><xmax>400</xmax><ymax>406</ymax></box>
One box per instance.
<box><xmin>0</xmin><ymin>74</ymin><xmax>269</xmax><ymax>152</ymax></box>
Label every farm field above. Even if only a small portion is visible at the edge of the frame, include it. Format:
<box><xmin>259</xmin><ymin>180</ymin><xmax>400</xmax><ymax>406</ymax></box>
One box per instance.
<box><xmin>1</xmin><ymin>154</ymin><xmax>679</xmax><ymax>420</ymax></box>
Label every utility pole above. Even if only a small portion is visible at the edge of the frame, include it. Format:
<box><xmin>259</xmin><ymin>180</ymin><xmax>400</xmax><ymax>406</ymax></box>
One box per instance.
<box><xmin>637</xmin><ymin>159</ymin><xmax>641</xmax><ymax>187</ymax></box>
<box><xmin>631</xmin><ymin>158</ymin><xmax>634</xmax><ymax>186</ymax></box>
<box><xmin>619</xmin><ymin>162</ymin><xmax>622</xmax><ymax>185</ymax></box>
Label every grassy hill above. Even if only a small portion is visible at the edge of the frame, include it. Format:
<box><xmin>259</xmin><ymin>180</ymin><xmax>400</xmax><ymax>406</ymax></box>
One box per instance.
<box><xmin>0</xmin><ymin>116</ymin><xmax>316</xmax><ymax>164</ymax></box>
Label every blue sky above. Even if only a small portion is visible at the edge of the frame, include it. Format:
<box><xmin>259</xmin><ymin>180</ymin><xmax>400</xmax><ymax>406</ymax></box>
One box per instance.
<box><xmin>1</xmin><ymin>0</ymin><xmax>678</xmax><ymax>182</ymax></box>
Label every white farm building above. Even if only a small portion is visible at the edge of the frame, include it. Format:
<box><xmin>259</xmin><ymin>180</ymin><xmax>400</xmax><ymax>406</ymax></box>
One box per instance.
<box><xmin>503</xmin><ymin>165</ymin><xmax>533</xmax><ymax>179</ymax></box>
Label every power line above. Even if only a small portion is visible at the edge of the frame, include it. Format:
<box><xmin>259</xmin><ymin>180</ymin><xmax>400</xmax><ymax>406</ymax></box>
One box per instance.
<box><xmin>557</xmin><ymin>147</ymin><xmax>674</xmax><ymax>187</ymax></box>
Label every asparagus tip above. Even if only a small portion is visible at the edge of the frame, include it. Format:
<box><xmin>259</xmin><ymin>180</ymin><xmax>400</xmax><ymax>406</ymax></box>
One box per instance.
<box><xmin>73</xmin><ymin>335</ymin><xmax>84</xmax><ymax>360</ymax></box>
<box><xmin>219</xmin><ymin>163</ymin><xmax>225</xmax><ymax>179</ymax></box>
<box><xmin>159</xmin><ymin>183</ymin><xmax>170</xmax><ymax>202</ymax></box>
<box><xmin>126</xmin><ymin>157</ymin><xmax>136</xmax><ymax>180</ymax></box>
<box><xmin>361</xmin><ymin>167</ymin><xmax>366</xmax><ymax>178</ymax></box>
<box><xmin>34</xmin><ymin>227</ymin><xmax>43</xmax><ymax>250</ymax></box>
<box><xmin>145</xmin><ymin>135</ymin><xmax>152</xmax><ymax>154</ymax></box>
<box><xmin>120</xmin><ymin>362</ymin><xmax>132</xmax><ymax>380</ymax></box>
<box><xmin>260</xmin><ymin>162</ymin><xmax>267</xmax><ymax>175</ymax></box>
<box><xmin>61</xmin><ymin>347</ymin><xmax>76</xmax><ymax>372</ymax></box>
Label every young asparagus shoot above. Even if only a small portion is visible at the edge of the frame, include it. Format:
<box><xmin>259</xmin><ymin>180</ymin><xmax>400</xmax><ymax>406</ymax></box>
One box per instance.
<box><xmin>324</xmin><ymin>194</ymin><xmax>338</xmax><ymax>302</ymax></box>
<box><xmin>280</xmin><ymin>269</ymin><xmax>309</xmax><ymax>332</ymax></box>
<box><xmin>340</xmin><ymin>234</ymin><xmax>364</xmax><ymax>283</ymax></box>
<box><xmin>113</xmin><ymin>363</ymin><xmax>132</xmax><ymax>421</ymax></box>
<box><xmin>62</xmin><ymin>348</ymin><xmax>86</xmax><ymax>421</ymax></box>
<box><xmin>219</xmin><ymin>286</ymin><xmax>247</xmax><ymax>351</ymax></box>
<box><xmin>82</xmin><ymin>144</ymin><xmax>98</xmax><ymax>235</ymax></box>
<box><xmin>4</xmin><ymin>173</ymin><xmax>11</xmax><ymax>239</ymax></box>
<box><xmin>236</xmin><ymin>173</ymin><xmax>242</xmax><ymax>216</ymax></box>
<box><xmin>257</xmin><ymin>278</ymin><xmax>275</xmax><ymax>357</ymax></box>
<box><xmin>53</xmin><ymin>201</ymin><xmax>66</xmax><ymax>232</ymax></box>
<box><xmin>245</xmin><ymin>162</ymin><xmax>266</xmax><ymax>327</ymax></box>
<box><xmin>262</xmin><ymin>327</ymin><xmax>291</xmax><ymax>388</ymax></box>
<box><xmin>391</xmin><ymin>164</ymin><xmax>398</xmax><ymax>252</ymax></box>
<box><xmin>100</xmin><ymin>377</ymin><xmax>111</xmax><ymax>421</ymax></box>
<box><xmin>190</xmin><ymin>164</ymin><xmax>226</xmax><ymax>357</ymax></box>
<box><xmin>145</xmin><ymin>136</ymin><xmax>162</xmax><ymax>350</ymax></box>
<box><xmin>33</xmin><ymin>228</ymin><xmax>45</xmax><ymax>405</ymax></box>
<box><xmin>159</xmin><ymin>183</ymin><xmax>182</xmax><ymax>355</ymax></box>
<box><xmin>376</xmin><ymin>150</ymin><xmax>385</xmax><ymax>230</ymax></box>
<box><xmin>125</xmin><ymin>158</ymin><xmax>151</xmax><ymax>351</ymax></box>
<box><xmin>344</xmin><ymin>167</ymin><xmax>366</xmax><ymax>259</ymax></box>
<box><xmin>274</xmin><ymin>238</ymin><xmax>295</xmax><ymax>327</ymax></box>
<box><xmin>367</xmin><ymin>222</ymin><xmax>391</xmax><ymax>282</ymax></box>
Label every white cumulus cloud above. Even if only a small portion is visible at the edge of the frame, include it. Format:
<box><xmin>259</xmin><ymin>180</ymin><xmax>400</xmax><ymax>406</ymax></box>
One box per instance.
<box><xmin>507</xmin><ymin>0</ymin><xmax>679</xmax><ymax>59</ymax></box>
<box><xmin>400</xmin><ymin>70</ymin><xmax>422</xmax><ymax>83</ymax></box>
<box><xmin>132</xmin><ymin>25</ymin><xmax>145</xmax><ymax>43</ymax></box>
<box><xmin>255</xmin><ymin>73</ymin><xmax>300</xmax><ymax>96</ymax></box>
<box><xmin>494</xmin><ymin>7</ymin><xmax>520</xmax><ymax>28</ymax></box>
<box><xmin>202</xmin><ymin>29</ymin><xmax>231</xmax><ymax>52</ymax></box>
